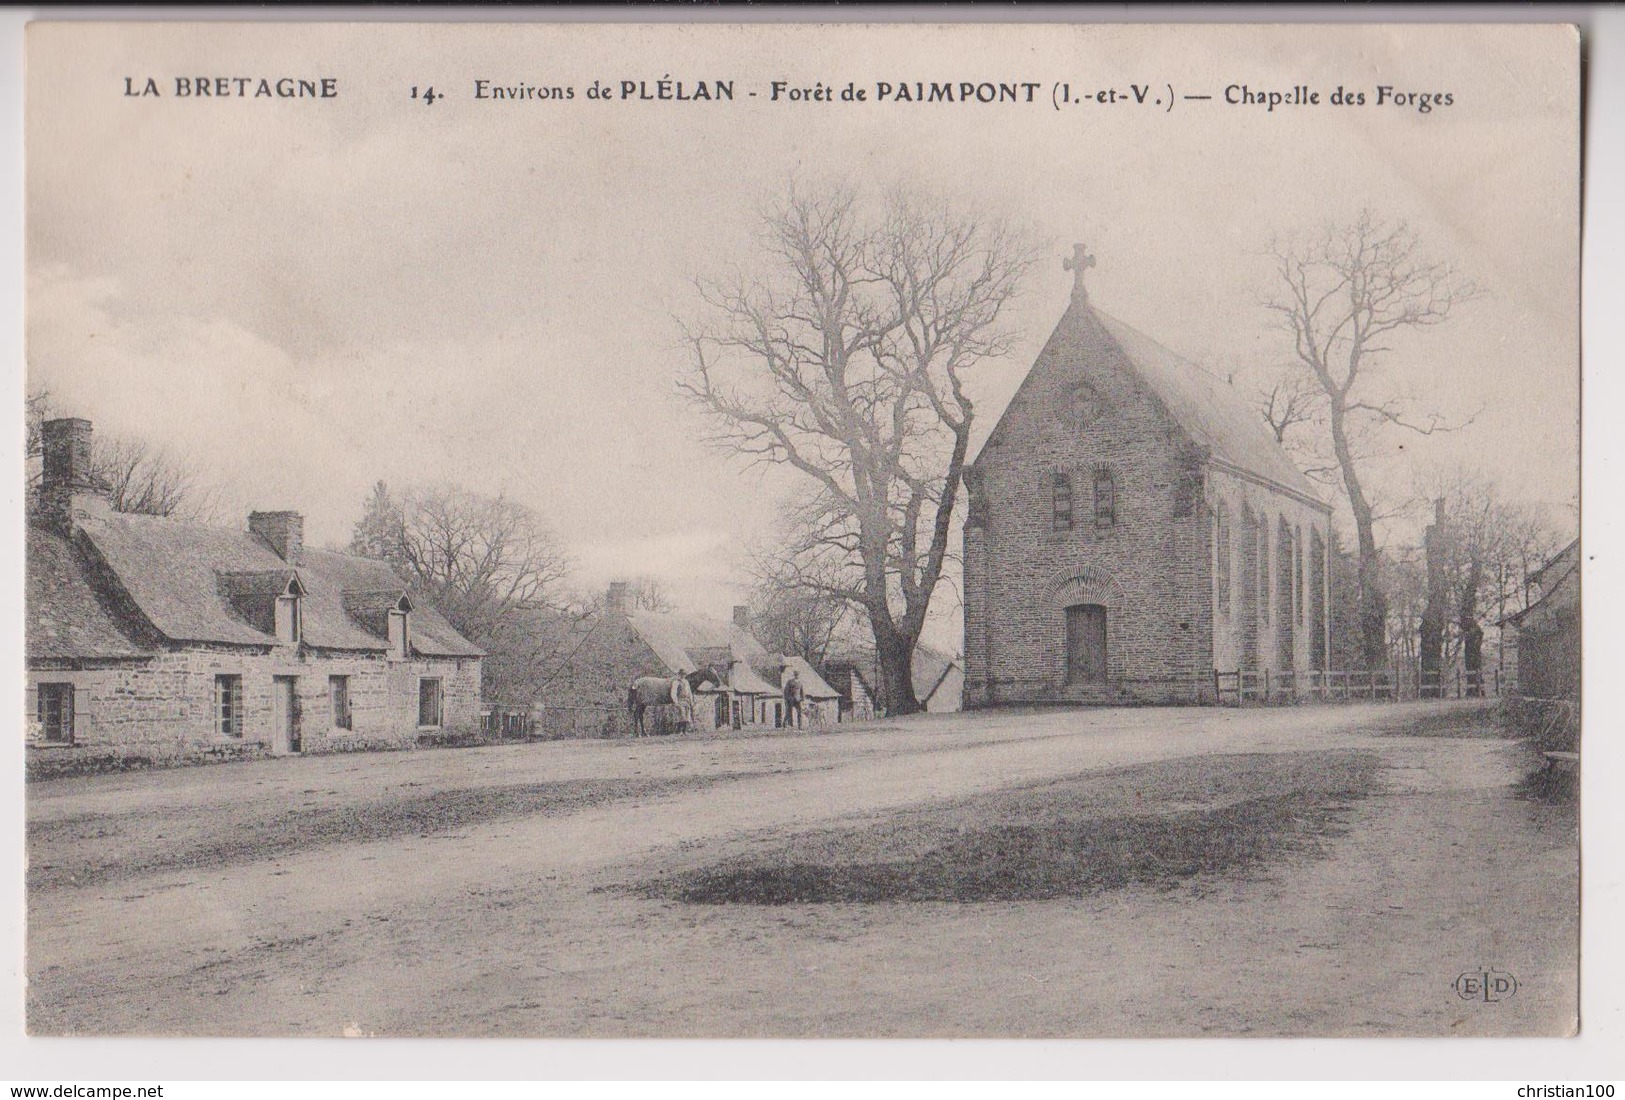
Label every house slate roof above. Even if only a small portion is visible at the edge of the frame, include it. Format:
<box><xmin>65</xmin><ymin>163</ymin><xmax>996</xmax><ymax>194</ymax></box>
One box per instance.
<box><xmin>976</xmin><ymin>294</ymin><xmax>1325</xmax><ymax>508</ymax></box>
<box><xmin>65</xmin><ymin>508</ymin><xmax>481</xmax><ymax>658</ymax></box>
<box><xmin>26</xmin><ymin>526</ymin><xmax>152</xmax><ymax>661</ymax></box>
<box><xmin>725</xmin><ymin>660</ymin><xmax>781</xmax><ymax>697</ymax></box>
<box><xmin>627</xmin><ymin>610</ymin><xmax>766</xmax><ymax>675</ymax></box>
<box><xmin>785</xmin><ymin>656</ymin><xmax>841</xmax><ymax>701</ymax></box>
<box><xmin>750</xmin><ymin>655</ymin><xmax>842</xmax><ymax>701</ymax></box>
<box><xmin>819</xmin><ymin>658</ymin><xmax>876</xmax><ymax>703</ymax></box>
<box><xmin>1499</xmin><ymin>539</ymin><xmax>1580</xmax><ymax>628</ymax></box>
<box><xmin>910</xmin><ymin>643</ymin><xmax>962</xmax><ymax>704</ymax></box>
<box><xmin>1529</xmin><ymin>539</ymin><xmax>1580</xmax><ymax>589</ymax></box>
<box><xmin>822</xmin><ymin>644</ymin><xmax>963</xmax><ymax>706</ymax></box>
<box><xmin>624</xmin><ymin>610</ymin><xmax>839</xmax><ymax>698</ymax></box>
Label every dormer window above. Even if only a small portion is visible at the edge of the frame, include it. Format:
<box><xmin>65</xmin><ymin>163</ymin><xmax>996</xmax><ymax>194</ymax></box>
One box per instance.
<box><xmin>219</xmin><ymin>570</ymin><xmax>306</xmax><ymax>643</ymax></box>
<box><xmin>272</xmin><ymin>574</ymin><xmax>306</xmax><ymax>644</ymax></box>
<box><xmin>275</xmin><ymin>594</ymin><xmax>302</xmax><ymax>644</ymax></box>
<box><xmin>387</xmin><ymin>595</ymin><xmax>413</xmax><ymax>658</ymax></box>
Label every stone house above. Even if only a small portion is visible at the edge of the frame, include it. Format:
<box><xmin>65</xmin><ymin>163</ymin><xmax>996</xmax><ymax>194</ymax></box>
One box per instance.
<box><xmin>26</xmin><ymin>418</ymin><xmax>483</xmax><ymax>762</ymax></box>
<box><xmin>820</xmin><ymin>657</ymin><xmax>877</xmax><ymax>723</ymax></box>
<box><xmin>533</xmin><ymin>584</ymin><xmax>842</xmax><ymax>731</ymax></box>
<box><xmin>963</xmin><ymin>253</ymin><xmax>1333</xmax><ymax>706</ymax></box>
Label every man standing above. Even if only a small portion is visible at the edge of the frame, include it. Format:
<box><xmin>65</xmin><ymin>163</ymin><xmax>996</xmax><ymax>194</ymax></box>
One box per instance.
<box><xmin>783</xmin><ymin>667</ymin><xmax>804</xmax><ymax>730</ymax></box>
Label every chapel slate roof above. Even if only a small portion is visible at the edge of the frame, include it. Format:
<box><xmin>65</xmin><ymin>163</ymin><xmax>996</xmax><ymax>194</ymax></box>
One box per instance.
<box><xmin>26</xmin><ymin>526</ymin><xmax>152</xmax><ymax>662</ymax></box>
<box><xmin>64</xmin><ymin>508</ymin><xmax>481</xmax><ymax>657</ymax></box>
<box><xmin>1097</xmin><ymin>313</ymin><xmax>1323</xmax><ymax>503</ymax></box>
<box><xmin>976</xmin><ymin>294</ymin><xmax>1325</xmax><ymax>508</ymax></box>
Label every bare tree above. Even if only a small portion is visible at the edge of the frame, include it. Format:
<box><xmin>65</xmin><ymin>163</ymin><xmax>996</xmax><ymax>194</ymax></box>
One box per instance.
<box><xmin>625</xmin><ymin>576</ymin><xmax>676</xmax><ymax>613</ymax></box>
<box><xmin>1415</xmin><ymin>468</ymin><xmax>1569</xmax><ymax>692</ymax></box>
<box><xmin>1256</xmin><ymin>362</ymin><xmax>1322</xmax><ymax>447</ymax></box>
<box><xmin>678</xmin><ymin>183</ymin><xmax>1041</xmax><ymax>714</ymax></box>
<box><xmin>91</xmin><ymin>436</ymin><xmax>221</xmax><ymax>520</ymax></box>
<box><xmin>1265</xmin><ymin>210</ymin><xmax>1481</xmax><ymax>669</ymax></box>
<box><xmin>1382</xmin><ymin>548</ymin><xmax>1427</xmax><ymax>670</ymax></box>
<box><xmin>349</xmin><ymin>481</ymin><xmax>573</xmax><ymax>647</ymax></box>
<box><xmin>26</xmin><ymin>386</ymin><xmax>219</xmax><ymax>520</ymax></box>
<box><xmin>744</xmin><ymin>512</ymin><xmax>858</xmax><ymax>665</ymax></box>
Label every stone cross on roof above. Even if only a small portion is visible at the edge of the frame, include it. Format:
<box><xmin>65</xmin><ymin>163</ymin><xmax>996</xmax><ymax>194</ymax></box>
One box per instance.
<box><xmin>1063</xmin><ymin>243</ymin><xmax>1096</xmax><ymax>303</ymax></box>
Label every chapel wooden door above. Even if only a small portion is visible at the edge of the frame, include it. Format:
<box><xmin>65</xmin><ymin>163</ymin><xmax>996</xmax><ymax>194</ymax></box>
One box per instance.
<box><xmin>1065</xmin><ymin>604</ymin><xmax>1108</xmax><ymax>685</ymax></box>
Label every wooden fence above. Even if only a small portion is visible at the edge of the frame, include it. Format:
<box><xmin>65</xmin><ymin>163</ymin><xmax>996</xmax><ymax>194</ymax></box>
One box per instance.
<box><xmin>481</xmin><ymin>703</ymin><xmax>629</xmax><ymax>740</ymax></box>
<box><xmin>1213</xmin><ymin>666</ymin><xmax>1503</xmax><ymax>706</ymax></box>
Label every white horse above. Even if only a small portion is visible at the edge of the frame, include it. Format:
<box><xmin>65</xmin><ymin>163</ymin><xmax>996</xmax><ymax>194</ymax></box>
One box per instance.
<box><xmin>627</xmin><ymin>674</ymin><xmax>694</xmax><ymax>737</ymax></box>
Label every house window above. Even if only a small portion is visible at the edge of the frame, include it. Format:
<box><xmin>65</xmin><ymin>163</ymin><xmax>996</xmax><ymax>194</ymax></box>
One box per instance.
<box><xmin>37</xmin><ymin>683</ymin><xmax>74</xmax><ymax>745</ymax></box>
<box><xmin>418</xmin><ymin>677</ymin><xmax>443</xmax><ymax>728</ymax></box>
<box><xmin>1093</xmin><ymin>466</ymin><xmax>1116</xmax><ymax>529</ymax></box>
<box><xmin>214</xmin><ymin>674</ymin><xmax>244</xmax><ymax>738</ymax></box>
<box><xmin>275</xmin><ymin>595</ymin><xmax>302</xmax><ymax>644</ymax></box>
<box><xmin>1215</xmin><ymin>505</ymin><xmax>1232</xmax><ymax>612</ymax></box>
<box><xmin>1052</xmin><ymin>471</ymin><xmax>1073</xmax><ymax>531</ymax></box>
<box><xmin>330</xmin><ymin>675</ymin><xmax>352</xmax><ymax>730</ymax></box>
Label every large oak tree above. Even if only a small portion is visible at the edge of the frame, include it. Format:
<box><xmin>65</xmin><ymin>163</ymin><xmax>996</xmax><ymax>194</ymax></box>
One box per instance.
<box><xmin>679</xmin><ymin>185</ymin><xmax>1040</xmax><ymax>714</ymax></box>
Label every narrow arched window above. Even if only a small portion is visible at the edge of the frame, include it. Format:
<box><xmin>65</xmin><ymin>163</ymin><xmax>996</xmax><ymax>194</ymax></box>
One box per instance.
<box><xmin>1093</xmin><ymin>465</ymin><xmax>1116</xmax><ymax>529</ymax></box>
<box><xmin>1259</xmin><ymin>516</ymin><xmax>1271</xmax><ymax>624</ymax></box>
<box><xmin>1052</xmin><ymin>471</ymin><xmax>1073</xmax><ymax>532</ymax></box>
<box><xmin>1294</xmin><ymin>524</ymin><xmax>1305</xmax><ymax>623</ymax></box>
<box><xmin>1215</xmin><ymin>503</ymin><xmax>1232</xmax><ymax>612</ymax></box>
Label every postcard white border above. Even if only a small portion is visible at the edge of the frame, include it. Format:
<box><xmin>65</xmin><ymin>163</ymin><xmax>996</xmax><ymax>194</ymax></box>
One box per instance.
<box><xmin>0</xmin><ymin>4</ymin><xmax>1618</xmax><ymax>1083</ymax></box>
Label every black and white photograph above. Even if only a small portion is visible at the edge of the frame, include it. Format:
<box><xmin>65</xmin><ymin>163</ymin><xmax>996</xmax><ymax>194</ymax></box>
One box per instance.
<box><xmin>13</xmin><ymin>16</ymin><xmax>1594</xmax><ymax>1061</ymax></box>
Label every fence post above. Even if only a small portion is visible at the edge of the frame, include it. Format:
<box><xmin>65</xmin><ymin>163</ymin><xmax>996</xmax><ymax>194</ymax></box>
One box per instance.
<box><xmin>1212</xmin><ymin>668</ymin><xmax>1221</xmax><ymax>705</ymax></box>
<box><xmin>1263</xmin><ymin>668</ymin><xmax>1271</xmax><ymax>703</ymax></box>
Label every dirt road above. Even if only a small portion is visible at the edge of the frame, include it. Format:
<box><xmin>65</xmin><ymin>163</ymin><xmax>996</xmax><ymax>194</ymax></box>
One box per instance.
<box><xmin>26</xmin><ymin>701</ymin><xmax>1577</xmax><ymax>1037</ymax></box>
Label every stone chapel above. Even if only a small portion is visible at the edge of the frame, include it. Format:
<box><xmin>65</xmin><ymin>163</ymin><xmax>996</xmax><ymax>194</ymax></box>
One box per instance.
<box><xmin>962</xmin><ymin>247</ymin><xmax>1333</xmax><ymax>706</ymax></box>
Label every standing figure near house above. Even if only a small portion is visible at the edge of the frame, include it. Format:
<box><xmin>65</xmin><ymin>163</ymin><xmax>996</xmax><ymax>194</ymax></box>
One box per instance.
<box><xmin>783</xmin><ymin>668</ymin><xmax>804</xmax><ymax>730</ymax></box>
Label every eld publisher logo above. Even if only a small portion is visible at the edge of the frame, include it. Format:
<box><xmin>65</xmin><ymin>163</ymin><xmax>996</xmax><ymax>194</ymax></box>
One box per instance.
<box><xmin>1455</xmin><ymin>968</ymin><xmax>1518</xmax><ymax>1002</ymax></box>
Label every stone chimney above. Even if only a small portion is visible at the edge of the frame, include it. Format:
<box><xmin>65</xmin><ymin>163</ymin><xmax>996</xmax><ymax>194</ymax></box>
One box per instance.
<box><xmin>249</xmin><ymin>511</ymin><xmax>304</xmax><ymax>564</ymax></box>
<box><xmin>38</xmin><ymin>417</ymin><xmax>107</xmax><ymax>533</ymax></box>
<box><xmin>733</xmin><ymin>605</ymin><xmax>750</xmax><ymax>627</ymax></box>
<box><xmin>605</xmin><ymin>580</ymin><xmax>630</xmax><ymax>613</ymax></box>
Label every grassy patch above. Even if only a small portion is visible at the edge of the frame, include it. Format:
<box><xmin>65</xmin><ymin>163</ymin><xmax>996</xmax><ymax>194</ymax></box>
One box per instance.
<box><xmin>1366</xmin><ymin>702</ymin><xmax>1509</xmax><ymax>739</ymax></box>
<box><xmin>29</xmin><ymin>774</ymin><xmax>725</xmax><ymax>891</ymax></box>
<box><xmin>26</xmin><ymin>744</ymin><xmax>270</xmax><ymax>782</ymax></box>
<box><xmin>1516</xmin><ymin>765</ymin><xmax>1578</xmax><ymax>806</ymax></box>
<box><xmin>636</xmin><ymin>750</ymin><xmax>1382</xmax><ymax>905</ymax></box>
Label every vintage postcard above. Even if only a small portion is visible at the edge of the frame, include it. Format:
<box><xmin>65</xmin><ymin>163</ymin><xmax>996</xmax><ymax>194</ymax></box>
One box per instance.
<box><xmin>22</xmin><ymin>20</ymin><xmax>1580</xmax><ymax>1040</ymax></box>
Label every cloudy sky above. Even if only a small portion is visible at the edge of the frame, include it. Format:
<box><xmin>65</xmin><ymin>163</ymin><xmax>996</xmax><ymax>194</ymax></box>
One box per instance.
<box><xmin>26</xmin><ymin>22</ymin><xmax>1578</xmax><ymax>643</ymax></box>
